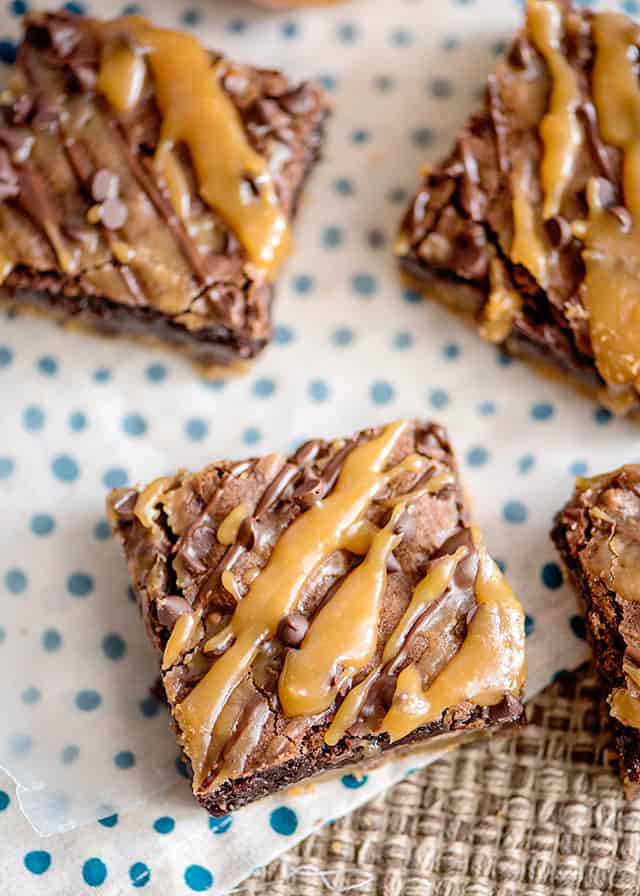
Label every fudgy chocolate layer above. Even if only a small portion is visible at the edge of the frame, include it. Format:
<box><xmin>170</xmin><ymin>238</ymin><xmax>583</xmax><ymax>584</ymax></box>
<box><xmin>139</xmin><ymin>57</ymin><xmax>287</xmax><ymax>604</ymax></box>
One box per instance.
<box><xmin>552</xmin><ymin>467</ymin><xmax>640</xmax><ymax>795</ymax></box>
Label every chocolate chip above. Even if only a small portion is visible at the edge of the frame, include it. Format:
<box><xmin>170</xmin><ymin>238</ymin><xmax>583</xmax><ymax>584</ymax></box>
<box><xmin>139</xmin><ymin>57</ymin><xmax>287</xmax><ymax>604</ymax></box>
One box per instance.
<box><xmin>293</xmin><ymin>475</ymin><xmax>323</xmax><ymax>508</ymax></box>
<box><xmin>508</xmin><ymin>34</ymin><xmax>533</xmax><ymax>69</ymax></box>
<box><xmin>292</xmin><ymin>438</ymin><xmax>321</xmax><ymax>466</ymax></box>
<box><xmin>278</xmin><ymin>84</ymin><xmax>316</xmax><ymax>116</ymax></box>
<box><xmin>237</xmin><ymin>516</ymin><xmax>259</xmax><ymax>551</ymax></box>
<box><xmin>180</xmin><ymin>525</ymin><xmax>216</xmax><ymax>575</ymax></box>
<box><xmin>608</xmin><ymin>205</ymin><xmax>632</xmax><ymax>233</ymax></box>
<box><xmin>578</xmin><ymin>103</ymin><xmax>616</xmax><ymax>182</ymax></box>
<box><xmin>489</xmin><ymin>694</ymin><xmax>522</xmax><ymax>724</ymax></box>
<box><xmin>544</xmin><ymin>215</ymin><xmax>572</xmax><ymax>249</ymax></box>
<box><xmin>101</xmin><ymin>196</ymin><xmax>128</xmax><ymax>230</ymax></box>
<box><xmin>92</xmin><ymin>168</ymin><xmax>119</xmax><ymax>202</ymax></box>
<box><xmin>111</xmin><ymin>488</ymin><xmax>138</xmax><ymax>521</ymax></box>
<box><xmin>9</xmin><ymin>94</ymin><xmax>34</xmax><ymax>126</ymax></box>
<box><xmin>277</xmin><ymin>612</ymin><xmax>309</xmax><ymax>648</ymax></box>
<box><xmin>70</xmin><ymin>62</ymin><xmax>98</xmax><ymax>91</ymax></box>
<box><xmin>157</xmin><ymin>594</ymin><xmax>192</xmax><ymax>628</ymax></box>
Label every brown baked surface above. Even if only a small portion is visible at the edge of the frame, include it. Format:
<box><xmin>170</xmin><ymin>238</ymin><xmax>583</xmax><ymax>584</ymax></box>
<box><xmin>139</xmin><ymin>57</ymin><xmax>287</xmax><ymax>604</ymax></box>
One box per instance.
<box><xmin>108</xmin><ymin>419</ymin><xmax>526</xmax><ymax>815</ymax></box>
<box><xmin>0</xmin><ymin>11</ymin><xmax>326</xmax><ymax>367</ymax></box>
<box><xmin>397</xmin><ymin>0</ymin><xmax>640</xmax><ymax>416</ymax></box>
<box><xmin>553</xmin><ymin>467</ymin><xmax>640</xmax><ymax>795</ymax></box>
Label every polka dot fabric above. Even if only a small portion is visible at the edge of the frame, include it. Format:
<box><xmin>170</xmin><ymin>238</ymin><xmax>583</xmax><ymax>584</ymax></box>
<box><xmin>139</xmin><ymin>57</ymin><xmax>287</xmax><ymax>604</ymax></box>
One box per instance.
<box><xmin>1</xmin><ymin>0</ymin><xmax>635</xmax><ymax>892</ymax></box>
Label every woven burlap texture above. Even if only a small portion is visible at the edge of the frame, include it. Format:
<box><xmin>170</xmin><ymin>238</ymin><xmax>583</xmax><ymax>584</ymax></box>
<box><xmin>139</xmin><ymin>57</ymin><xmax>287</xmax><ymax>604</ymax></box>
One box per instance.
<box><xmin>236</xmin><ymin>665</ymin><xmax>640</xmax><ymax>896</ymax></box>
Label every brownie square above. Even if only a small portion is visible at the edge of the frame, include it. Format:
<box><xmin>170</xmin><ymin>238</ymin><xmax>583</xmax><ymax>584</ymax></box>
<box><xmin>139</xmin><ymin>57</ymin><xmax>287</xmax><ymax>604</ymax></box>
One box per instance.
<box><xmin>397</xmin><ymin>0</ymin><xmax>640</xmax><ymax>416</ymax></box>
<box><xmin>553</xmin><ymin>466</ymin><xmax>640</xmax><ymax>795</ymax></box>
<box><xmin>108</xmin><ymin>419</ymin><xmax>526</xmax><ymax>815</ymax></box>
<box><xmin>0</xmin><ymin>11</ymin><xmax>326</xmax><ymax>369</ymax></box>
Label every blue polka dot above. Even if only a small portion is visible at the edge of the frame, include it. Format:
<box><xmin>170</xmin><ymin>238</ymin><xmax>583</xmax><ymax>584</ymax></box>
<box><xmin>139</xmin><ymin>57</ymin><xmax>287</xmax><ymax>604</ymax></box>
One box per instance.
<box><xmin>140</xmin><ymin>695</ymin><xmax>160</xmax><ymax>718</ymax></box>
<box><xmin>492</xmin><ymin>39</ymin><xmax>507</xmax><ymax>55</ymax></box>
<box><xmin>146</xmin><ymin>363</ymin><xmax>167</xmax><ymax>383</ymax></box>
<box><xmin>478</xmin><ymin>400</ymin><xmax>496</xmax><ymax>416</ymax></box>
<box><xmin>102</xmin><ymin>633</ymin><xmax>126</xmax><ymax>661</ymax></box>
<box><xmin>242</xmin><ymin>427</ymin><xmax>261</xmax><ymax>446</ymax></box>
<box><xmin>442</xmin><ymin>35</ymin><xmax>459</xmax><ymax>51</ymax></box>
<box><xmin>524</xmin><ymin>614</ymin><xmax>535</xmax><ymax>637</ymax></box>
<box><xmin>429</xmin><ymin>388</ymin><xmax>449</xmax><ymax>409</ymax></box>
<box><xmin>23</xmin><ymin>405</ymin><xmax>45</xmax><ymax>432</ymax></box>
<box><xmin>333</xmin><ymin>176</ymin><xmax>354</xmax><ymax>196</ymax></box>
<box><xmin>429</xmin><ymin>77</ymin><xmax>453</xmax><ymax>98</ymax></box>
<box><xmin>175</xmin><ymin>755</ymin><xmax>190</xmax><ymax>779</ymax></box>
<box><xmin>442</xmin><ymin>342</ymin><xmax>460</xmax><ymax>360</ymax></box>
<box><xmin>411</xmin><ymin>127</ymin><xmax>436</xmax><ymax>148</ymax></box>
<box><xmin>62</xmin><ymin>745</ymin><xmax>79</xmax><ymax>764</ymax></box>
<box><xmin>0</xmin><ymin>625</ymin><xmax>4</xmax><ymax>644</ymax></box>
<box><xmin>181</xmin><ymin>7</ymin><xmax>201</xmax><ymax>26</ymax></box>
<box><xmin>93</xmin><ymin>367</ymin><xmax>111</xmax><ymax>384</ymax></box>
<box><xmin>309</xmin><ymin>380</ymin><xmax>330</xmax><ymax>402</ymax></box>
<box><xmin>153</xmin><ymin>816</ymin><xmax>175</xmax><ymax>834</ymax></box>
<box><xmin>9</xmin><ymin>733</ymin><xmax>31</xmax><ymax>756</ymax></box>
<box><xmin>5</xmin><ymin>567</ymin><xmax>27</xmax><ymax>593</ymax></box>
<box><xmin>185</xmin><ymin>418</ymin><xmax>208</xmax><ymax>441</ymax></box>
<box><xmin>129</xmin><ymin>862</ymin><xmax>150</xmax><ymax>888</ymax></box>
<box><xmin>42</xmin><ymin>628</ymin><xmax>61</xmax><ymax>652</ymax></box>
<box><xmin>82</xmin><ymin>858</ymin><xmax>107</xmax><ymax>887</ymax></box>
<box><xmin>373</xmin><ymin>74</ymin><xmax>394</xmax><ymax>92</ymax></box>
<box><xmin>370</xmin><ymin>381</ymin><xmax>395</xmax><ymax>405</ymax></box>
<box><xmin>209</xmin><ymin>814</ymin><xmax>233</xmax><ymax>834</ymax></box>
<box><xmin>63</xmin><ymin>1</ymin><xmax>85</xmax><ymax>12</ymax></box>
<box><xmin>317</xmin><ymin>73</ymin><xmax>337</xmax><ymax>92</ymax></box>
<box><xmin>391</xmin><ymin>27</ymin><xmax>412</xmax><ymax>46</ymax></box>
<box><xmin>275</xmin><ymin>324</ymin><xmax>294</xmax><ymax>345</ymax></box>
<box><xmin>21</xmin><ymin>687</ymin><xmax>40</xmax><ymax>705</ymax></box>
<box><xmin>0</xmin><ymin>345</ymin><xmax>12</xmax><ymax>367</ymax></box>
<box><xmin>0</xmin><ymin>456</ymin><xmax>14</xmax><ymax>478</ymax></box>
<box><xmin>103</xmin><ymin>467</ymin><xmax>128</xmax><ymax>489</ymax></box>
<box><xmin>496</xmin><ymin>350</ymin><xmax>513</xmax><ymax>367</ymax></box>
<box><xmin>594</xmin><ymin>406</ymin><xmax>612</xmax><ymax>425</ymax></box>
<box><xmin>75</xmin><ymin>690</ymin><xmax>101</xmax><ymax>712</ymax></box>
<box><xmin>226</xmin><ymin>17</ymin><xmax>246</xmax><ymax>33</ymax></box>
<box><xmin>341</xmin><ymin>774</ymin><xmax>368</xmax><ymax>789</ymax></box>
<box><xmin>388</xmin><ymin>186</ymin><xmax>407</xmax><ymax>204</ymax></box>
<box><xmin>367</xmin><ymin>228</ymin><xmax>386</xmax><ymax>249</ymax></box>
<box><xmin>269</xmin><ymin>806</ymin><xmax>298</xmax><ymax>836</ymax></box>
<box><xmin>570</xmin><ymin>615</ymin><xmax>587</xmax><ymax>640</ymax></box>
<box><xmin>69</xmin><ymin>410</ymin><xmax>88</xmax><ymax>432</ymax></box>
<box><xmin>121</xmin><ymin>3</ymin><xmax>143</xmax><ymax>12</ymax></box>
<box><xmin>36</xmin><ymin>356</ymin><xmax>58</xmax><ymax>379</ymax></box>
<box><xmin>184</xmin><ymin>865</ymin><xmax>214</xmax><ymax>891</ymax></box>
<box><xmin>402</xmin><ymin>287</ymin><xmax>422</xmax><ymax>304</ymax></box>
<box><xmin>466</xmin><ymin>446</ymin><xmax>489</xmax><ymax>467</ymax></box>
<box><xmin>122</xmin><ymin>413</ymin><xmax>147</xmax><ymax>437</ymax></box>
<box><xmin>67</xmin><ymin>572</ymin><xmax>94</xmax><ymax>597</ymax></box>
<box><xmin>322</xmin><ymin>225</ymin><xmax>343</xmax><ymax>248</ymax></box>
<box><xmin>332</xmin><ymin>326</ymin><xmax>354</xmax><ymax>347</ymax></box>
<box><xmin>253</xmin><ymin>377</ymin><xmax>276</xmax><ymax>398</ymax></box>
<box><xmin>10</xmin><ymin>1</ymin><xmax>28</xmax><ymax>15</ymax></box>
<box><xmin>337</xmin><ymin>21</ymin><xmax>358</xmax><ymax>42</ymax></box>
<box><xmin>293</xmin><ymin>274</ymin><xmax>314</xmax><ymax>295</ymax></box>
<box><xmin>281</xmin><ymin>20</ymin><xmax>299</xmax><ymax>39</ymax></box>
<box><xmin>0</xmin><ymin>39</ymin><xmax>16</xmax><ymax>65</ymax></box>
<box><xmin>623</xmin><ymin>0</ymin><xmax>640</xmax><ymax>13</ymax></box>
<box><xmin>52</xmin><ymin>455</ymin><xmax>79</xmax><ymax>482</ymax></box>
<box><xmin>542</xmin><ymin>562</ymin><xmax>563</xmax><ymax>590</ymax></box>
<box><xmin>114</xmin><ymin>750</ymin><xmax>135</xmax><ymax>769</ymax></box>
<box><xmin>31</xmin><ymin>513</ymin><xmax>55</xmax><ymax>536</ymax></box>
<box><xmin>352</xmin><ymin>128</ymin><xmax>370</xmax><ymax>144</ymax></box>
<box><xmin>503</xmin><ymin>500</ymin><xmax>527</xmax><ymax>524</ymax></box>
<box><xmin>531</xmin><ymin>401</ymin><xmax>555</xmax><ymax>421</ymax></box>
<box><xmin>518</xmin><ymin>454</ymin><xmax>535</xmax><ymax>474</ymax></box>
<box><xmin>24</xmin><ymin>851</ymin><xmax>51</xmax><ymax>875</ymax></box>
<box><xmin>393</xmin><ymin>331</ymin><xmax>413</xmax><ymax>350</ymax></box>
<box><xmin>570</xmin><ymin>460</ymin><xmax>588</xmax><ymax>477</ymax></box>
<box><xmin>98</xmin><ymin>812</ymin><xmax>118</xmax><ymax>828</ymax></box>
<box><xmin>94</xmin><ymin>520</ymin><xmax>111</xmax><ymax>541</ymax></box>
<box><xmin>0</xmin><ymin>790</ymin><xmax>9</xmax><ymax>811</ymax></box>
<box><xmin>200</xmin><ymin>378</ymin><xmax>226</xmax><ymax>392</ymax></box>
<box><xmin>351</xmin><ymin>272</ymin><xmax>376</xmax><ymax>297</ymax></box>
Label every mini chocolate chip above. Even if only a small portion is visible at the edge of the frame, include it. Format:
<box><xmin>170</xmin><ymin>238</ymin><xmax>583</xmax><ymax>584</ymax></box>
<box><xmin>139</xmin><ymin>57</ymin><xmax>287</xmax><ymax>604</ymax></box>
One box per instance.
<box><xmin>111</xmin><ymin>488</ymin><xmax>138</xmax><ymax>521</ymax></box>
<box><xmin>92</xmin><ymin>168</ymin><xmax>119</xmax><ymax>202</ymax></box>
<box><xmin>277</xmin><ymin>612</ymin><xmax>309</xmax><ymax>648</ymax></box>
<box><xmin>508</xmin><ymin>34</ymin><xmax>533</xmax><ymax>69</ymax></box>
<box><xmin>608</xmin><ymin>205</ymin><xmax>632</xmax><ymax>233</ymax></box>
<box><xmin>293</xmin><ymin>475</ymin><xmax>323</xmax><ymax>508</ymax></box>
<box><xmin>101</xmin><ymin>196</ymin><xmax>128</xmax><ymax>230</ymax></box>
<box><xmin>544</xmin><ymin>214</ymin><xmax>572</xmax><ymax>249</ymax></box>
<box><xmin>157</xmin><ymin>594</ymin><xmax>192</xmax><ymax>627</ymax></box>
<box><xmin>180</xmin><ymin>525</ymin><xmax>216</xmax><ymax>575</ymax></box>
<box><xmin>292</xmin><ymin>438</ymin><xmax>321</xmax><ymax>466</ymax></box>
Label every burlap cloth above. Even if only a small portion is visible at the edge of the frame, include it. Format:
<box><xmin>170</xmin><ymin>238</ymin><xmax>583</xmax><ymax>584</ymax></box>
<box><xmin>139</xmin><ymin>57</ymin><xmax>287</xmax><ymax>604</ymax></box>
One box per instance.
<box><xmin>236</xmin><ymin>665</ymin><xmax>639</xmax><ymax>895</ymax></box>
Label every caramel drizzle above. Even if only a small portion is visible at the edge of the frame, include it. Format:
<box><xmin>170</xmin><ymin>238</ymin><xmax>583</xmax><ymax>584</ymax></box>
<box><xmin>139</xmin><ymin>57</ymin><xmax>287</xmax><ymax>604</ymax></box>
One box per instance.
<box><xmin>527</xmin><ymin>1</ymin><xmax>582</xmax><ymax>219</ymax></box>
<box><xmin>610</xmin><ymin>687</ymin><xmax>640</xmax><ymax>729</ymax></box>
<box><xmin>380</xmin><ymin>534</ymin><xmax>525</xmax><ymax>743</ymax></box>
<box><xmin>479</xmin><ymin>257</ymin><xmax>522</xmax><ymax>344</ymax></box>
<box><xmin>510</xmin><ymin>164</ymin><xmax>549</xmax><ymax>288</ymax></box>
<box><xmin>171</xmin><ymin>421</ymin><xmax>410</xmax><ymax>786</ymax></box>
<box><xmin>97</xmin><ymin>16</ymin><xmax>290</xmax><ymax>276</ymax></box>
<box><xmin>576</xmin><ymin>14</ymin><xmax>640</xmax><ymax>390</ymax></box>
<box><xmin>217</xmin><ymin>503</ymin><xmax>250</xmax><ymax>546</ymax></box>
